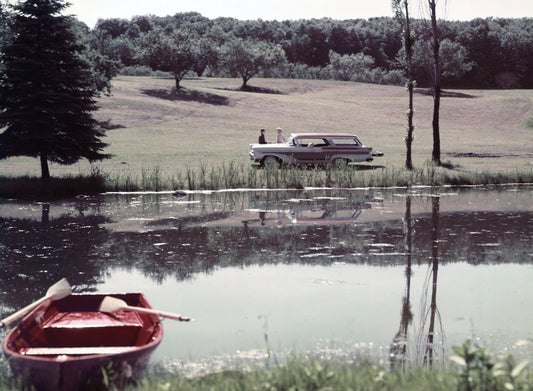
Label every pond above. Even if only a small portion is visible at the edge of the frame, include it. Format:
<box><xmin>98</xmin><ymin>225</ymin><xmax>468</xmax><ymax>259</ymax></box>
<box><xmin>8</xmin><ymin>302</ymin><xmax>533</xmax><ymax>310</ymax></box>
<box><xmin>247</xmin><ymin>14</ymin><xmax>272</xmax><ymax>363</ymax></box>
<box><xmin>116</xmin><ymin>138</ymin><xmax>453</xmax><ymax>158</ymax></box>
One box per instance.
<box><xmin>1</xmin><ymin>185</ymin><xmax>532</xmax><ymax>376</ymax></box>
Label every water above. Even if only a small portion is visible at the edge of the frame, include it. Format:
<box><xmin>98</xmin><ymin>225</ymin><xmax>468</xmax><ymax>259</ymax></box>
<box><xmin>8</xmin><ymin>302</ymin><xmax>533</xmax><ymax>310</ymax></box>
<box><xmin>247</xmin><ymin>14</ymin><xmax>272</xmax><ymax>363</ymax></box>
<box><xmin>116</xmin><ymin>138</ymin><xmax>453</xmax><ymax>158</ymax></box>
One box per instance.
<box><xmin>1</xmin><ymin>186</ymin><xmax>532</xmax><ymax>376</ymax></box>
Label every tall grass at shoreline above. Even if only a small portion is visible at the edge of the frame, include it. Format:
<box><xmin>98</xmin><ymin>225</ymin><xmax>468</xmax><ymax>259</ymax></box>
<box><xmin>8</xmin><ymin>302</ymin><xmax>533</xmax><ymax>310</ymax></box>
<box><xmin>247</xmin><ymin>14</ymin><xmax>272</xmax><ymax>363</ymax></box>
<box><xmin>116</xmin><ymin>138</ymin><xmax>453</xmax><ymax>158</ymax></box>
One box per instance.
<box><xmin>1</xmin><ymin>163</ymin><xmax>532</xmax><ymax>200</ymax></box>
<box><xmin>2</xmin><ymin>340</ymin><xmax>531</xmax><ymax>390</ymax></box>
<box><xmin>135</xmin><ymin>354</ymin><xmax>532</xmax><ymax>391</ymax></box>
<box><xmin>103</xmin><ymin>162</ymin><xmax>533</xmax><ymax>193</ymax></box>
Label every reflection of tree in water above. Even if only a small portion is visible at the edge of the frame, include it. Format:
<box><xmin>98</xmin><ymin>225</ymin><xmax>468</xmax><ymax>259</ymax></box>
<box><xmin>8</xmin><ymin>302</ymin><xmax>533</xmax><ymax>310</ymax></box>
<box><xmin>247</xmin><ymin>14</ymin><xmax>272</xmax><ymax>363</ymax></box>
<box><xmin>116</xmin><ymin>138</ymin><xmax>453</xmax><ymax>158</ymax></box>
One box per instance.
<box><xmin>416</xmin><ymin>196</ymin><xmax>446</xmax><ymax>367</ymax></box>
<box><xmin>0</xmin><ymin>203</ymin><xmax>109</xmax><ymax>315</ymax></box>
<box><xmin>1</xmin><ymin>190</ymin><xmax>531</xmax><ymax>319</ymax></box>
<box><xmin>390</xmin><ymin>196</ymin><xmax>414</xmax><ymax>369</ymax></box>
<box><xmin>88</xmin><ymin>193</ymin><xmax>532</xmax><ymax>285</ymax></box>
<box><xmin>94</xmin><ymin>190</ymin><xmax>532</xmax><ymax>281</ymax></box>
<box><xmin>390</xmin><ymin>195</ymin><xmax>450</xmax><ymax>369</ymax></box>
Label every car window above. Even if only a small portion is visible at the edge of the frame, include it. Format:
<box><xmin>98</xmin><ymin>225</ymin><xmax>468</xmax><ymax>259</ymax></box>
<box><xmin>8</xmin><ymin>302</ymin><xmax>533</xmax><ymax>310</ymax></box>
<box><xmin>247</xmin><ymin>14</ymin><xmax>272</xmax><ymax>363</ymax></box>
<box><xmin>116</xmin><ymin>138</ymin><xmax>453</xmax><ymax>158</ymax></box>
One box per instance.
<box><xmin>331</xmin><ymin>137</ymin><xmax>361</xmax><ymax>146</ymax></box>
<box><xmin>297</xmin><ymin>138</ymin><xmax>329</xmax><ymax>147</ymax></box>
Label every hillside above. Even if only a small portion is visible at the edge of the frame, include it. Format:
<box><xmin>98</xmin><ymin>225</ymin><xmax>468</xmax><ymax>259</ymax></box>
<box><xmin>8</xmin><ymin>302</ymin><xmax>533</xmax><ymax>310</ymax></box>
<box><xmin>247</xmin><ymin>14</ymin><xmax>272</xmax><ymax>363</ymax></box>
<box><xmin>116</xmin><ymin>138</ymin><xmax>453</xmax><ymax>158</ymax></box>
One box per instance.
<box><xmin>1</xmin><ymin>76</ymin><xmax>532</xmax><ymax>177</ymax></box>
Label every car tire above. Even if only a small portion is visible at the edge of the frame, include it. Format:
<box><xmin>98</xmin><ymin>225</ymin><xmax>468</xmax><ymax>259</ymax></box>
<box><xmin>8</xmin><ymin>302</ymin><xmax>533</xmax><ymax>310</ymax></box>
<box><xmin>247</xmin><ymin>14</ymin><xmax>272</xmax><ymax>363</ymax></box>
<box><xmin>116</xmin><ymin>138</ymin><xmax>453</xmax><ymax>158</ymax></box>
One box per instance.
<box><xmin>263</xmin><ymin>156</ymin><xmax>280</xmax><ymax>168</ymax></box>
<box><xmin>333</xmin><ymin>158</ymin><xmax>348</xmax><ymax>168</ymax></box>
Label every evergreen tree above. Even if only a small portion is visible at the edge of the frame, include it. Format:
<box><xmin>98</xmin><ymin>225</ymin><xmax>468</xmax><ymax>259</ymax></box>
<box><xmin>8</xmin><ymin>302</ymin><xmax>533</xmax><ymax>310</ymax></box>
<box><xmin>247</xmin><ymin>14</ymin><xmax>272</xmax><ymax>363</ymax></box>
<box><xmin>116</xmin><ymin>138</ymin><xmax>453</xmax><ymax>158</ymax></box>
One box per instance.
<box><xmin>0</xmin><ymin>0</ymin><xmax>110</xmax><ymax>179</ymax></box>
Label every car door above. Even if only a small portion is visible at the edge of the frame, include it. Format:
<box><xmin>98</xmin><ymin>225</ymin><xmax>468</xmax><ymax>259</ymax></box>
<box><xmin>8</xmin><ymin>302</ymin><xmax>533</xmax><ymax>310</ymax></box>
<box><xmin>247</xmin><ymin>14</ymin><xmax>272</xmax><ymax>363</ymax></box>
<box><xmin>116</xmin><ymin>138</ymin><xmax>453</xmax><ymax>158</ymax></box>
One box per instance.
<box><xmin>293</xmin><ymin>138</ymin><xmax>329</xmax><ymax>163</ymax></box>
<box><xmin>328</xmin><ymin>137</ymin><xmax>369</xmax><ymax>161</ymax></box>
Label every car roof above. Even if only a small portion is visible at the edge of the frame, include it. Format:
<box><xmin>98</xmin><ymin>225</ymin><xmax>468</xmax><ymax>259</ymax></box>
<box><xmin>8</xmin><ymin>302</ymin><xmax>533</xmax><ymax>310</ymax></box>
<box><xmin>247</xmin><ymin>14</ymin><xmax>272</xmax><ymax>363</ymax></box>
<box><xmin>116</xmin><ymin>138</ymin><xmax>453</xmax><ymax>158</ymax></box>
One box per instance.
<box><xmin>290</xmin><ymin>133</ymin><xmax>358</xmax><ymax>138</ymax></box>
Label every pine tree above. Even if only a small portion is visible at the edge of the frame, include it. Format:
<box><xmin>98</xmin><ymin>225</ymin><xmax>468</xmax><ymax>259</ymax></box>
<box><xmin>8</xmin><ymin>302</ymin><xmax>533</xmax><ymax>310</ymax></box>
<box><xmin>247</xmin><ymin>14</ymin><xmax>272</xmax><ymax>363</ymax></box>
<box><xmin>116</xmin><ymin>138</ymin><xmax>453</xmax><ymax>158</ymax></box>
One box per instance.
<box><xmin>0</xmin><ymin>0</ymin><xmax>110</xmax><ymax>178</ymax></box>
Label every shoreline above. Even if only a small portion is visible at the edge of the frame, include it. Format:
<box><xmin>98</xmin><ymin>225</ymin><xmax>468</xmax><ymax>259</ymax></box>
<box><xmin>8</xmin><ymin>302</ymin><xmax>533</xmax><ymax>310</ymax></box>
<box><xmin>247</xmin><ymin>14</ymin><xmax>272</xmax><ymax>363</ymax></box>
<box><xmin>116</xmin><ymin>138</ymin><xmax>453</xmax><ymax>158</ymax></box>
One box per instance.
<box><xmin>1</xmin><ymin>164</ymin><xmax>532</xmax><ymax>201</ymax></box>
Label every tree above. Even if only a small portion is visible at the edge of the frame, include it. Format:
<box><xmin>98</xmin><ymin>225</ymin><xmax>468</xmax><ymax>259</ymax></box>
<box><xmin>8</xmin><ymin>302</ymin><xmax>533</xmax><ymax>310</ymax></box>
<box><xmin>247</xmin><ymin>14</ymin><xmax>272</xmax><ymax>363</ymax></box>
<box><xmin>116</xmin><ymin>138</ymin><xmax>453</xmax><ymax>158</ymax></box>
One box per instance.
<box><xmin>406</xmin><ymin>38</ymin><xmax>473</xmax><ymax>88</ymax></box>
<box><xmin>222</xmin><ymin>38</ymin><xmax>286</xmax><ymax>89</ymax></box>
<box><xmin>194</xmin><ymin>37</ymin><xmax>219</xmax><ymax>77</ymax></box>
<box><xmin>72</xmin><ymin>20</ymin><xmax>120</xmax><ymax>95</ymax></box>
<box><xmin>142</xmin><ymin>28</ymin><xmax>200</xmax><ymax>90</ymax></box>
<box><xmin>94</xmin><ymin>17</ymin><xmax>129</xmax><ymax>39</ymax></box>
<box><xmin>328</xmin><ymin>51</ymin><xmax>375</xmax><ymax>81</ymax></box>
<box><xmin>439</xmin><ymin>39</ymin><xmax>473</xmax><ymax>80</ymax></box>
<box><xmin>0</xmin><ymin>0</ymin><xmax>110</xmax><ymax>179</ymax></box>
<box><xmin>393</xmin><ymin>0</ymin><xmax>416</xmax><ymax>170</ymax></box>
<box><xmin>428</xmin><ymin>0</ymin><xmax>442</xmax><ymax>165</ymax></box>
<box><xmin>0</xmin><ymin>1</ymin><xmax>12</xmax><ymax>78</ymax></box>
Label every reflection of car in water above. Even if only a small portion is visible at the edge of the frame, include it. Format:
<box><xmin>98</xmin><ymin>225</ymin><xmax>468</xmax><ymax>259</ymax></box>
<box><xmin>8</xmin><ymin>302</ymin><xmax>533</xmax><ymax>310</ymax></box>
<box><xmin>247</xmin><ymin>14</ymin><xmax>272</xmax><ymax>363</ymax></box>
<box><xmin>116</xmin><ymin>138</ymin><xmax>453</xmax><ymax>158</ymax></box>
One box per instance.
<box><xmin>246</xmin><ymin>197</ymin><xmax>373</xmax><ymax>227</ymax></box>
<box><xmin>287</xmin><ymin>202</ymin><xmax>371</xmax><ymax>224</ymax></box>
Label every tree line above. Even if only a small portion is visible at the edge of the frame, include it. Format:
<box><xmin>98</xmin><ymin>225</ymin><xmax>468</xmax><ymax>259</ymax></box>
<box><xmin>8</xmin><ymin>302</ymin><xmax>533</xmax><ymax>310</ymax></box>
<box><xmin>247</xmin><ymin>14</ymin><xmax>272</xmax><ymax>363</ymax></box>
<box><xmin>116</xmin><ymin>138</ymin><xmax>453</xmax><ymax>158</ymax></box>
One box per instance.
<box><xmin>87</xmin><ymin>12</ymin><xmax>533</xmax><ymax>89</ymax></box>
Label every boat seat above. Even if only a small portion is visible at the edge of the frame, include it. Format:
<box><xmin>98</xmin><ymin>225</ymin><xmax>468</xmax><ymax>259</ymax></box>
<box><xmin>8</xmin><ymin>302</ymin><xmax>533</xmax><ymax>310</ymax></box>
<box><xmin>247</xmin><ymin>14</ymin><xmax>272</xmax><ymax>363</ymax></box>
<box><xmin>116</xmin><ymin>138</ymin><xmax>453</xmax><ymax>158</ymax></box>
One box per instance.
<box><xmin>21</xmin><ymin>346</ymin><xmax>138</xmax><ymax>356</ymax></box>
<box><xmin>43</xmin><ymin>311</ymin><xmax>144</xmax><ymax>347</ymax></box>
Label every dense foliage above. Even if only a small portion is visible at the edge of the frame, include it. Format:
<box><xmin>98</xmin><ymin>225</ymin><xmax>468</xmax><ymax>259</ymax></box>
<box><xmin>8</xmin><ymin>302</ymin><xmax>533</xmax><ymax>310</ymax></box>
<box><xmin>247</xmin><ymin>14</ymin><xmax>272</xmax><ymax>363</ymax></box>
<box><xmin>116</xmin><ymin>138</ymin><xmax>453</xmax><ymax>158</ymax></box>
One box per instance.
<box><xmin>87</xmin><ymin>12</ymin><xmax>533</xmax><ymax>89</ymax></box>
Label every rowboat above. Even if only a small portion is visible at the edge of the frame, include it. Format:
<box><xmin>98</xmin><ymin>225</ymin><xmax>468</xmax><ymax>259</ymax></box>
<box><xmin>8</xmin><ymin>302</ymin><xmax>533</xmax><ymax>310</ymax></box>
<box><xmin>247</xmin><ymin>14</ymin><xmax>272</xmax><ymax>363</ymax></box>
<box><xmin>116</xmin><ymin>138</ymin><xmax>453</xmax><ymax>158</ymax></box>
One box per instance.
<box><xmin>2</xmin><ymin>292</ymin><xmax>164</xmax><ymax>390</ymax></box>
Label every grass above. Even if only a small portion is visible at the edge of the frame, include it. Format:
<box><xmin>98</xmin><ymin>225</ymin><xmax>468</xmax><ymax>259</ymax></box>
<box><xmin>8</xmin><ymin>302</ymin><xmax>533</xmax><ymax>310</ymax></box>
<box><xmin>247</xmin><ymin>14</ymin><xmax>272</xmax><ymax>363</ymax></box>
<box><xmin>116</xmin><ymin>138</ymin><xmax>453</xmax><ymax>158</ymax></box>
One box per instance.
<box><xmin>0</xmin><ymin>76</ymin><xmax>532</xmax><ymax>198</ymax></box>
<box><xmin>104</xmin><ymin>339</ymin><xmax>533</xmax><ymax>390</ymax></box>
<box><xmin>134</xmin><ymin>360</ymin><xmax>460</xmax><ymax>391</ymax></box>
<box><xmin>4</xmin><ymin>340</ymin><xmax>529</xmax><ymax>391</ymax></box>
<box><xmin>103</xmin><ymin>163</ymin><xmax>533</xmax><ymax>192</ymax></box>
<box><xmin>1</xmin><ymin>162</ymin><xmax>532</xmax><ymax>200</ymax></box>
<box><xmin>0</xmin><ymin>172</ymin><xmax>107</xmax><ymax>200</ymax></box>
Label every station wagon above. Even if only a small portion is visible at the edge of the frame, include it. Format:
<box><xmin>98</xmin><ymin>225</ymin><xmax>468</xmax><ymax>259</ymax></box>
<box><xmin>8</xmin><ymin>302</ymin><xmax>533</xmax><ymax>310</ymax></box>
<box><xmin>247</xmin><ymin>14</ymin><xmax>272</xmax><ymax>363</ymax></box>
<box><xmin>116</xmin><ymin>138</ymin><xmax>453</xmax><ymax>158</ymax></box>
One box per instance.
<box><xmin>249</xmin><ymin>133</ymin><xmax>383</xmax><ymax>168</ymax></box>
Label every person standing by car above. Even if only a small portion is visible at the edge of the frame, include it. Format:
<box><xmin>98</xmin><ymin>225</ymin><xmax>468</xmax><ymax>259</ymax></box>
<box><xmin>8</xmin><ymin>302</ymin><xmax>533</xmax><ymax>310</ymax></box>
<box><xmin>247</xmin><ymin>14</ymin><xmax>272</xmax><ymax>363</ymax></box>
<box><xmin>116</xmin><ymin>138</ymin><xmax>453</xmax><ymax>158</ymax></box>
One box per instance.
<box><xmin>258</xmin><ymin>128</ymin><xmax>267</xmax><ymax>144</ymax></box>
<box><xmin>276</xmin><ymin>127</ymin><xmax>285</xmax><ymax>143</ymax></box>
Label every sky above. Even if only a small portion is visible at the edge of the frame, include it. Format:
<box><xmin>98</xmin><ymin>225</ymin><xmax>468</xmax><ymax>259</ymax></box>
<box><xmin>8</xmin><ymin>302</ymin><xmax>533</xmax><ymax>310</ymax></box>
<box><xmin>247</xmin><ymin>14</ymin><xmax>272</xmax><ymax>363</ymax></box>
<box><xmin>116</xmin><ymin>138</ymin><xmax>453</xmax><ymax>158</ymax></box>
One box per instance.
<box><xmin>62</xmin><ymin>0</ymin><xmax>533</xmax><ymax>28</ymax></box>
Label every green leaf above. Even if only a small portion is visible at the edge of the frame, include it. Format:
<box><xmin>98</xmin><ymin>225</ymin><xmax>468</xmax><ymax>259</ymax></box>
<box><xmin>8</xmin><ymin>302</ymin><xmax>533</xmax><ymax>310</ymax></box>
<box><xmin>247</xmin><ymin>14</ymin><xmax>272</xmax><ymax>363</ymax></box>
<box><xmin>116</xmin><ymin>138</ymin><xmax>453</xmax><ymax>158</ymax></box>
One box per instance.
<box><xmin>452</xmin><ymin>344</ymin><xmax>466</xmax><ymax>357</ymax></box>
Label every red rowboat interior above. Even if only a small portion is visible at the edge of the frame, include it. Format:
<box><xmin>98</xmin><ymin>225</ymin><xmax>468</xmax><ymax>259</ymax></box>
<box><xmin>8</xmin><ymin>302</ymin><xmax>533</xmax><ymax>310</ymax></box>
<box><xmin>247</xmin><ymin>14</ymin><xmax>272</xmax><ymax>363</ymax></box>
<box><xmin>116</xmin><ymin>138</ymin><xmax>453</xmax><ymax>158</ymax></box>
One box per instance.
<box><xmin>4</xmin><ymin>293</ymin><xmax>162</xmax><ymax>360</ymax></box>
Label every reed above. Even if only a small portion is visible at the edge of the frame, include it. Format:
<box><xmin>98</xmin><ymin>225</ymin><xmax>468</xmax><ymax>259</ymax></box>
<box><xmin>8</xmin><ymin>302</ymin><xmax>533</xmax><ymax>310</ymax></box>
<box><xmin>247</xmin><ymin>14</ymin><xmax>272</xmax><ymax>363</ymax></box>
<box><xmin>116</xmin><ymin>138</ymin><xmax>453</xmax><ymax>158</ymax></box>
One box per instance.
<box><xmin>1</xmin><ymin>163</ymin><xmax>532</xmax><ymax>199</ymax></box>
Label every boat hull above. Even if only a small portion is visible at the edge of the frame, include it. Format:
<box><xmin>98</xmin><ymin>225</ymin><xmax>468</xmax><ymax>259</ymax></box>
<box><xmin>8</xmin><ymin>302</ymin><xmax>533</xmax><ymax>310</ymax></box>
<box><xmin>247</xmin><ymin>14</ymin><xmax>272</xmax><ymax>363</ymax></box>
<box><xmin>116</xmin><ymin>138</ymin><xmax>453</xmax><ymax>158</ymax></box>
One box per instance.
<box><xmin>2</xmin><ymin>293</ymin><xmax>163</xmax><ymax>390</ymax></box>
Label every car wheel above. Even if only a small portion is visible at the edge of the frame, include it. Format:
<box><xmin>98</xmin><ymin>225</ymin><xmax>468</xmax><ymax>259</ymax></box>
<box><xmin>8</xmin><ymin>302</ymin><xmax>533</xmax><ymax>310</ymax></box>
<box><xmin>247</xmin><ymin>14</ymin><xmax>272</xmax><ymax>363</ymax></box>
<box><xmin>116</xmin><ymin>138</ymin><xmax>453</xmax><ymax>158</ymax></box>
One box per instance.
<box><xmin>263</xmin><ymin>156</ymin><xmax>280</xmax><ymax>168</ymax></box>
<box><xmin>333</xmin><ymin>158</ymin><xmax>348</xmax><ymax>168</ymax></box>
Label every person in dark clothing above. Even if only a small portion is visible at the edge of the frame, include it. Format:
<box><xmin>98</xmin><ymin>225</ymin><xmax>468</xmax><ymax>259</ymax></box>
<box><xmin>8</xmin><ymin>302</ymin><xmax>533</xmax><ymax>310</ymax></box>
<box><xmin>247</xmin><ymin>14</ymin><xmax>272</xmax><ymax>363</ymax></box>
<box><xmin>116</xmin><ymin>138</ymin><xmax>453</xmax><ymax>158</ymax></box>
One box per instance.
<box><xmin>258</xmin><ymin>128</ymin><xmax>267</xmax><ymax>144</ymax></box>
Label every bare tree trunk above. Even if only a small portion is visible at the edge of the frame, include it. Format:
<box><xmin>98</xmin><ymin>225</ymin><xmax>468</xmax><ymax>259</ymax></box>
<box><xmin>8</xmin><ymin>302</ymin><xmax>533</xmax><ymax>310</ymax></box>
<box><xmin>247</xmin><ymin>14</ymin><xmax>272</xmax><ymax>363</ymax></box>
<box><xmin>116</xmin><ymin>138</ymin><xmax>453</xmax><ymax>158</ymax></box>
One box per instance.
<box><xmin>393</xmin><ymin>0</ymin><xmax>415</xmax><ymax>170</ymax></box>
<box><xmin>425</xmin><ymin>196</ymin><xmax>440</xmax><ymax>367</ymax></box>
<box><xmin>405</xmin><ymin>0</ymin><xmax>415</xmax><ymax>170</ymax></box>
<box><xmin>41</xmin><ymin>203</ymin><xmax>50</xmax><ymax>226</ymax></box>
<box><xmin>40</xmin><ymin>151</ymin><xmax>50</xmax><ymax>179</ymax></box>
<box><xmin>429</xmin><ymin>0</ymin><xmax>442</xmax><ymax>165</ymax></box>
<box><xmin>241</xmin><ymin>76</ymin><xmax>251</xmax><ymax>90</ymax></box>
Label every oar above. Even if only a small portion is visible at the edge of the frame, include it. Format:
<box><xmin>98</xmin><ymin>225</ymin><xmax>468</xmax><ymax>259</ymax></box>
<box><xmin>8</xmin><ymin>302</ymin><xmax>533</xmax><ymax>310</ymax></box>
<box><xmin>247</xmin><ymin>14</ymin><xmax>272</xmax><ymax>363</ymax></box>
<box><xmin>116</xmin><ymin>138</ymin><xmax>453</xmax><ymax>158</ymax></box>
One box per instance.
<box><xmin>0</xmin><ymin>278</ymin><xmax>72</xmax><ymax>328</ymax></box>
<box><xmin>99</xmin><ymin>296</ymin><xmax>190</xmax><ymax>322</ymax></box>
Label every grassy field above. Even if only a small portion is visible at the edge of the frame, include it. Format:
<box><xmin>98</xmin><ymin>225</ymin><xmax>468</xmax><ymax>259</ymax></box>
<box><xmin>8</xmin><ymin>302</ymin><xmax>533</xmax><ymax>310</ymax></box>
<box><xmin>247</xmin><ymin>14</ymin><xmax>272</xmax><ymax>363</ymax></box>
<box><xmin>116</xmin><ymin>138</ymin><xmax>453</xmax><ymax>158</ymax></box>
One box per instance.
<box><xmin>0</xmin><ymin>76</ymin><xmax>532</xmax><ymax>182</ymax></box>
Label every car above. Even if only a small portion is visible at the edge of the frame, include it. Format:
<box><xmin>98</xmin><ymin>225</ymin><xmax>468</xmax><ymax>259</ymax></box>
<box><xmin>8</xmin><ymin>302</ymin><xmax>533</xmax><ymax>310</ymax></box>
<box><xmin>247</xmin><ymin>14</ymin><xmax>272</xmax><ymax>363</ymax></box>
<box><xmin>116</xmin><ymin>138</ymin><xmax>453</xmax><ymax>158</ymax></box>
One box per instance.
<box><xmin>249</xmin><ymin>133</ymin><xmax>383</xmax><ymax>168</ymax></box>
